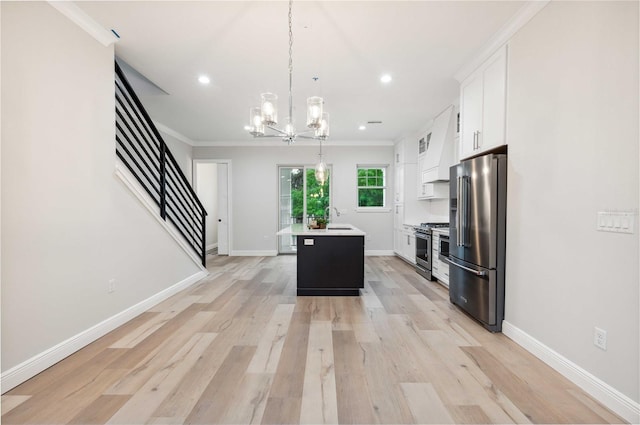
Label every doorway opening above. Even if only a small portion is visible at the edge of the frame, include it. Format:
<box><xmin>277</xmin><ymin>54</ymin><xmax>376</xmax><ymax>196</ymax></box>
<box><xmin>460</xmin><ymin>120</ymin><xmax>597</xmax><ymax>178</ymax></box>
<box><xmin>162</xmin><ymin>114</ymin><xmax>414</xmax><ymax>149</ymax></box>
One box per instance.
<box><xmin>193</xmin><ymin>159</ymin><xmax>231</xmax><ymax>256</ymax></box>
<box><xmin>278</xmin><ymin>165</ymin><xmax>331</xmax><ymax>254</ymax></box>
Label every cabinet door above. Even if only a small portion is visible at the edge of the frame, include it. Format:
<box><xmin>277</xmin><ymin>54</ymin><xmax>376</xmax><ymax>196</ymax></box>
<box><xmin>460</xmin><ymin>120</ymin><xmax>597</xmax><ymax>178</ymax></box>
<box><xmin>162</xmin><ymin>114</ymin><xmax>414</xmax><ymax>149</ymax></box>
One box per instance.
<box><xmin>481</xmin><ymin>50</ymin><xmax>507</xmax><ymax>151</ymax></box>
<box><xmin>402</xmin><ymin>230</ymin><xmax>416</xmax><ymax>264</ymax></box>
<box><xmin>394</xmin><ymin>204</ymin><xmax>404</xmax><ymax>229</ymax></box>
<box><xmin>416</xmin><ymin>155</ymin><xmax>426</xmax><ymax>199</ymax></box>
<box><xmin>394</xmin><ymin>229</ymin><xmax>404</xmax><ymax>255</ymax></box>
<box><xmin>432</xmin><ymin>234</ymin><xmax>441</xmax><ymax>278</ymax></box>
<box><xmin>395</xmin><ymin>164</ymin><xmax>404</xmax><ymax>203</ymax></box>
<box><xmin>460</xmin><ymin>73</ymin><xmax>483</xmax><ymax>159</ymax></box>
<box><xmin>460</xmin><ymin>46</ymin><xmax>507</xmax><ymax>159</ymax></box>
<box><xmin>394</xmin><ymin>141</ymin><xmax>405</xmax><ymax>164</ymax></box>
<box><xmin>408</xmin><ymin>233</ymin><xmax>416</xmax><ymax>263</ymax></box>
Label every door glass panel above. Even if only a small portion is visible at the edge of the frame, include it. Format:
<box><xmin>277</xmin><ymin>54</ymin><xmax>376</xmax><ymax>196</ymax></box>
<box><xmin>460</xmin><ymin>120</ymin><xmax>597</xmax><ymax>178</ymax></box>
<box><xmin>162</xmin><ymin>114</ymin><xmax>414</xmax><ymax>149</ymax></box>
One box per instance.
<box><xmin>278</xmin><ymin>166</ymin><xmax>331</xmax><ymax>254</ymax></box>
<box><xmin>278</xmin><ymin>167</ymin><xmax>304</xmax><ymax>253</ymax></box>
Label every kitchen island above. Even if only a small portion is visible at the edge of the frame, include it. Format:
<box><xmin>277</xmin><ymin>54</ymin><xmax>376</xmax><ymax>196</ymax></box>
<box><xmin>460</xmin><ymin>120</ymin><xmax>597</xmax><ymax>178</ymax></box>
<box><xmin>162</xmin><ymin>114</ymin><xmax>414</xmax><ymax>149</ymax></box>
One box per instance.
<box><xmin>277</xmin><ymin>223</ymin><xmax>365</xmax><ymax>296</ymax></box>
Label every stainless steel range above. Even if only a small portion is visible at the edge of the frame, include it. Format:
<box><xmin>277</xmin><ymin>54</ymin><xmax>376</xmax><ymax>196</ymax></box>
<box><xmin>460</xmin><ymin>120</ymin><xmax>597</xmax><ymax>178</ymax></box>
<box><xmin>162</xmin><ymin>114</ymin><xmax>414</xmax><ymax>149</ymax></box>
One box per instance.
<box><xmin>414</xmin><ymin>222</ymin><xmax>448</xmax><ymax>280</ymax></box>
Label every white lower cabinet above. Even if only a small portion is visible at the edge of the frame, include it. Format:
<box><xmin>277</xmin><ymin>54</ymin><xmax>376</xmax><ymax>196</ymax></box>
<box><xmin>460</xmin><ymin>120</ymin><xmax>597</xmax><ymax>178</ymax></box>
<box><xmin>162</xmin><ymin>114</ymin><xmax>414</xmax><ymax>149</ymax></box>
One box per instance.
<box><xmin>431</xmin><ymin>231</ymin><xmax>449</xmax><ymax>286</ymax></box>
<box><xmin>403</xmin><ymin>227</ymin><xmax>416</xmax><ymax>264</ymax></box>
<box><xmin>395</xmin><ymin>225</ymin><xmax>416</xmax><ymax>265</ymax></box>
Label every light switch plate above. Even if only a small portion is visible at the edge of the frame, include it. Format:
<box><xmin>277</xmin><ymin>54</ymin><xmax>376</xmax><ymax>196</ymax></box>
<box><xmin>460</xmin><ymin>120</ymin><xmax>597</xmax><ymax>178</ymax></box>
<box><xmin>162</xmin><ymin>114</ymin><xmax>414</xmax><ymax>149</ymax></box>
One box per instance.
<box><xmin>597</xmin><ymin>211</ymin><xmax>635</xmax><ymax>234</ymax></box>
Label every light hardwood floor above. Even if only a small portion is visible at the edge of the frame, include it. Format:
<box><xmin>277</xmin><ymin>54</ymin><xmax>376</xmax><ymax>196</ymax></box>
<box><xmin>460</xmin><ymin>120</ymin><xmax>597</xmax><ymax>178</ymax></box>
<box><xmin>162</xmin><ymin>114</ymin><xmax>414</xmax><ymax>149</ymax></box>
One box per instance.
<box><xmin>2</xmin><ymin>255</ymin><xmax>626</xmax><ymax>424</ymax></box>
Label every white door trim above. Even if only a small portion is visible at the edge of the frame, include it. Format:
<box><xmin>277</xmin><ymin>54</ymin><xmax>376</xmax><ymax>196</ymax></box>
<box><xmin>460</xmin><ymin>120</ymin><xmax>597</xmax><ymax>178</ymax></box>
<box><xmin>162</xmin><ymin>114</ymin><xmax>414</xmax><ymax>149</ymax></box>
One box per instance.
<box><xmin>193</xmin><ymin>159</ymin><xmax>232</xmax><ymax>256</ymax></box>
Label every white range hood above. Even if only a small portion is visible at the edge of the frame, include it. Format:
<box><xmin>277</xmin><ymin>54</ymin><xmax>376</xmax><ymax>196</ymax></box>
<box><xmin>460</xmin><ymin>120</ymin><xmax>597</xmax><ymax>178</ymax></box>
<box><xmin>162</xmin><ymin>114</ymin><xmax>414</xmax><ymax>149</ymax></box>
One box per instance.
<box><xmin>421</xmin><ymin>105</ymin><xmax>456</xmax><ymax>183</ymax></box>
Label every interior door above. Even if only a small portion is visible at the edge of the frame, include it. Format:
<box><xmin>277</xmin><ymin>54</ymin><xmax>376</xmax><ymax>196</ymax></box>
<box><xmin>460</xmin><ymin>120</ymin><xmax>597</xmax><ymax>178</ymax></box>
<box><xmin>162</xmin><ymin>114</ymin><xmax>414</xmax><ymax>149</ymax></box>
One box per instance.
<box><xmin>217</xmin><ymin>163</ymin><xmax>229</xmax><ymax>255</ymax></box>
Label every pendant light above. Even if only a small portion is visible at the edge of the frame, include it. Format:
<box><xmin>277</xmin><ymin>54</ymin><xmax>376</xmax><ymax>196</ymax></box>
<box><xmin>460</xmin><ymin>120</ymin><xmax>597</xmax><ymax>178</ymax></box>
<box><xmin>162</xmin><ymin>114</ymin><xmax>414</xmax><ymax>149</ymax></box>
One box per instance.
<box><xmin>246</xmin><ymin>0</ymin><xmax>330</xmax><ymax>145</ymax></box>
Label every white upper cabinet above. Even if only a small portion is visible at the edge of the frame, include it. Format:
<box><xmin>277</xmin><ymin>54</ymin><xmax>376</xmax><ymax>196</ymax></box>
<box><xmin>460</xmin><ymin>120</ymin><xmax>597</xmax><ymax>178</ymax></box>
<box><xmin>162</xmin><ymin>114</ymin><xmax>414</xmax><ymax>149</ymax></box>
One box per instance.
<box><xmin>394</xmin><ymin>139</ymin><xmax>405</xmax><ymax>165</ymax></box>
<box><xmin>459</xmin><ymin>45</ymin><xmax>507</xmax><ymax>159</ymax></box>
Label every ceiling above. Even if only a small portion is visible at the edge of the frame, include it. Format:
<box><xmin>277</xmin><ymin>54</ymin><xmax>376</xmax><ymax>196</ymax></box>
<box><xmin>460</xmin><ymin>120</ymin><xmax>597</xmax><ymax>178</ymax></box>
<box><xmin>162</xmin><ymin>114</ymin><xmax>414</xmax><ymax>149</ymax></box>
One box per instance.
<box><xmin>78</xmin><ymin>1</ymin><xmax>526</xmax><ymax>145</ymax></box>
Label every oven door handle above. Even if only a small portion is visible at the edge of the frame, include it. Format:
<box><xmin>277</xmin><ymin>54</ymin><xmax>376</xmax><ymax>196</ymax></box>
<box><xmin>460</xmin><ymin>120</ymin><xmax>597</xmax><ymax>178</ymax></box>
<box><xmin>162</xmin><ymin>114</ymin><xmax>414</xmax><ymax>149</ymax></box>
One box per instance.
<box><xmin>445</xmin><ymin>257</ymin><xmax>486</xmax><ymax>277</ymax></box>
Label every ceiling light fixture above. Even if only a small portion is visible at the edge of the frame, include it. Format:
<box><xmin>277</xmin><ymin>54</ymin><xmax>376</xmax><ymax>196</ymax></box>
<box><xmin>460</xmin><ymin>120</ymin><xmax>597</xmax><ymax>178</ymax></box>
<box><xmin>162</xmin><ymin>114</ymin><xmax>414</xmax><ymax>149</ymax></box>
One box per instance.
<box><xmin>198</xmin><ymin>75</ymin><xmax>211</xmax><ymax>85</ymax></box>
<box><xmin>380</xmin><ymin>74</ymin><xmax>392</xmax><ymax>84</ymax></box>
<box><xmin>247</xmin><ymin>0</ymin><xmax>330</xmax><ymax>148</ymax></box>
<box><xmin>359</xmin><ymin>125</ymin><xmax>366</xmax><ymax>131</ymax></box>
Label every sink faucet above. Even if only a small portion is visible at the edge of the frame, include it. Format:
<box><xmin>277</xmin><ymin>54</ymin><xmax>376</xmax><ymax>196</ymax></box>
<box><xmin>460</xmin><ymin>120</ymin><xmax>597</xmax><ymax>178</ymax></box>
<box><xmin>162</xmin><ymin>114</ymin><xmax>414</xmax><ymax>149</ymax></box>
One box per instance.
<box><xmin>324</xmin><ymin>206</ymin><xmax>341</xmax><ymax>222</ymax></box>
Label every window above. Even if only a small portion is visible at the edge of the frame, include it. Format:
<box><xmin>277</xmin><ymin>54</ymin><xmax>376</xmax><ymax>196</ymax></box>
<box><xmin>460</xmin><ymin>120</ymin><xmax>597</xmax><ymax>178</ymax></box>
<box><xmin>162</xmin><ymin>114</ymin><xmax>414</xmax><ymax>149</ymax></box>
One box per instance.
<box><xmin>357</xmin><ymin>166</ymin><xmax>387</xmax><ymax>208</ymax></box>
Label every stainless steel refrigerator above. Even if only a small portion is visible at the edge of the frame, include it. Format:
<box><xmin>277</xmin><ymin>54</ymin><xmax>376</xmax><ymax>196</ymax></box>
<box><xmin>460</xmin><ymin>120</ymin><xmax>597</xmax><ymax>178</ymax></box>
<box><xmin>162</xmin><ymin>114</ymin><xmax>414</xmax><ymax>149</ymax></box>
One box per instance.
<box><xmin>449</xmin><ymin>152</ymin><xmax>507</xmax><ymax>332</ymax></box>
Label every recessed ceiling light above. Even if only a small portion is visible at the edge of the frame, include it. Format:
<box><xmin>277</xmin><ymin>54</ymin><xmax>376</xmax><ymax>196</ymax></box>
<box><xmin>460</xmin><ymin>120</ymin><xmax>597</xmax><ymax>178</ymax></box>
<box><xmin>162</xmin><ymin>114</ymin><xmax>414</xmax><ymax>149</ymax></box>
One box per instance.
<box><xmin>380</xmin><ymin>74</ymin><xmax>392</xmax><ymax>84</ymax></box>
<box><xmin>243</xmin><ymin>125</ymin><xmax>252</xmax><ymax>131</ymax></box>
<box><xmin>359</xmin><ymin>125</ymin><xmax>366</xmax><ymax>131</ymax></box>
<box><xmin>198</xmin><ymin>75</ymin><xmax>211</xmax><ymax>85</ymax></box>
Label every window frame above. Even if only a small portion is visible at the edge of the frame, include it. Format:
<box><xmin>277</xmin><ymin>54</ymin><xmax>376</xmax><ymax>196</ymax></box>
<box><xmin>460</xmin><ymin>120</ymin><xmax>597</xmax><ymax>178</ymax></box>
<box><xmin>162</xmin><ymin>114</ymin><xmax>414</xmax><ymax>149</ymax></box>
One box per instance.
<box><xmin>356</xmin><ymin>164</ymin><xmax>390</xmax><ymax>212</ymax></box>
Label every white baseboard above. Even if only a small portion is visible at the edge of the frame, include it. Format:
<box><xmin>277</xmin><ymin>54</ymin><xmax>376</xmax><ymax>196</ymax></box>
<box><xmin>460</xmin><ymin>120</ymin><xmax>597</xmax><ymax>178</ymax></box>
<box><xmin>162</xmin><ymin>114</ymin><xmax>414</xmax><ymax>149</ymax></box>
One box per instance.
<box><xmin>502</xmin><ymin>321</ymin><xmax>640</xmax><ymax>424</ymax></box>
<box><xmin>1</xmin><ymin>270</ymin><xmax>208</xmax><ymax>393</ymax></box>
<box><xmin>230</xmin><ymin>250</ymin><xmax>277</xmax><ymax>257</ymax></box>
<box><xmin>365</xmin><ymin>250</ymin><xmax>395</xmax><ymax>256</ymax></box>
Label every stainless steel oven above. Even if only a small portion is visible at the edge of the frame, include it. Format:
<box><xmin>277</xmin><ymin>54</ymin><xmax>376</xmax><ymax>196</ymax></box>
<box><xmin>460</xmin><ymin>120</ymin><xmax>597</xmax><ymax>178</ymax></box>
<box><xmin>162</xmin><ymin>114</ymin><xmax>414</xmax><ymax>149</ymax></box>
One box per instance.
<box><xmin>415</xmin><ymin>223</ymin><xmax>449</xmax><ymax>281</ymax></box>
<box><xmin>438</xmin><ymin>234</ymin><xmax>450</xmax><ymax>262</ymax></box>
<box><xmin>415</xmin><ymin>229</ymin><xmax>432</xmax><ymax>280</ymax></box>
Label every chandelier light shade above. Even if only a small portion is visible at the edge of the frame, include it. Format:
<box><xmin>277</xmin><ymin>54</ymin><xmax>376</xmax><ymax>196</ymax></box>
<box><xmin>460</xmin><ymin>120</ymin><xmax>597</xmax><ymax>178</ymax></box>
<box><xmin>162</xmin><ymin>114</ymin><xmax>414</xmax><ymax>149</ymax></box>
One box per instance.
<box><xmin>306</xmin><ymin>96</ymin><xmax>323</xmax><ymax>129</ymax></box>
<box><xmin>249</xmin><ymin>107</ymin><xmax>265</xmax><ymax>136</ymax></box>
<box><xmin>246</xmin><ymin>0</ymin><xmax>330</xmax><ymax>145</ymax></box>
<box><xmin>316</xmin><ymin>112</ymin><xmax>330</xmax><ymax>139</ymax></box>
<box><xmin>315</xmin><ymin>138</ymin><xmax>328</xmax><ymax>185</ymax></box>
<box><xmin>315</xmin><ymin>156</ymin><xmax>328</xmax><ymax>185</ymax></box>
<box><xmin>260</xmin><ymin>93</ymin><xmax>278</xmax><ymax>125</ymax></box>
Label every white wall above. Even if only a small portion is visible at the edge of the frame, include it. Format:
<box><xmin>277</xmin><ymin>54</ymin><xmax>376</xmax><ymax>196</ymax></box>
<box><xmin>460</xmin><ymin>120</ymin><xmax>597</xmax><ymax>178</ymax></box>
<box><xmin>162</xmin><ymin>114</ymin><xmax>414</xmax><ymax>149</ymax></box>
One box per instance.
<box><xmin>505</xmin><ymin>0</ymin><xmax>639</xmax><ymax>406</ymax></box>
<box><xmin>162</xmin><ymin>131</ymin><xmax>194</xmax><ymax>184</ymax></box>
<box><xmin>1</xmin><ymin>2</ymin><xmax>202</xmax><ymax>378</ymax></box>
<box><xmin>195</xmin><ymin>162</ymin><xmax>219</xmax><ymax>249</ymax></box>
<box><xmin>193</xmin><ymin>144</ymin><xmax>394</xmax><ymax>254</ymax></box>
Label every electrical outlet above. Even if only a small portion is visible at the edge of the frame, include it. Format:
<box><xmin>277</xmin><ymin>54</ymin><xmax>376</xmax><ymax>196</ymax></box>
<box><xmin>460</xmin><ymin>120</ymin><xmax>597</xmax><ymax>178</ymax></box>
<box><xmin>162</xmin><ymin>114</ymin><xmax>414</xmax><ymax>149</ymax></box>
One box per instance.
<box><xmin>108</xmin><ymin>279</ymin><xmax>116</xmax><ymax>293</ymax></box>
<box><xmin>594</xmin><ymin>327</ymin><xmax>607</xmax><ymax>350</ymax></box>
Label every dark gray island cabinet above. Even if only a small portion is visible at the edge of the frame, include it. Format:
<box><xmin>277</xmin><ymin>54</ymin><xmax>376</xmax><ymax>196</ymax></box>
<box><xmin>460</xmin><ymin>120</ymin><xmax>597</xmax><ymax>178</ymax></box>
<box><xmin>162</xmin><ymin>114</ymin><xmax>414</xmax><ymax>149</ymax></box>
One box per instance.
<box><xmin>277</xmin><ymin>224</ymin><xmax>366</xmax><ymax>296</ymax></box>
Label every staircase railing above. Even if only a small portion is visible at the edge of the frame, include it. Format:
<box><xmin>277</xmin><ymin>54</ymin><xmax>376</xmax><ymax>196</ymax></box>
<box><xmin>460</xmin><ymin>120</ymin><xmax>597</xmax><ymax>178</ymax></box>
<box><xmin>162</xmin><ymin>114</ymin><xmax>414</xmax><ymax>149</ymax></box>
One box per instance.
<box><xmin>114</xmin><ymin>61</ymin><xmax>207</xmax><ymax>266</ymax></box>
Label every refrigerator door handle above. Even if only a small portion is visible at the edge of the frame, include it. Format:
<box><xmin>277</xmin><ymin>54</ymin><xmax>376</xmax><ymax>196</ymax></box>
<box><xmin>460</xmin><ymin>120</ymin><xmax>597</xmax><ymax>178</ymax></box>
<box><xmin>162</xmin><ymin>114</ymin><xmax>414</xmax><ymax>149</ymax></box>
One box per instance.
<box><xmin>457</xmin><ymin>176</ymin><xmax>462</xmax><ymax>246</ymax></box>
<box><xmin>446</xmin><ymin>257</ymin><xmax>487</xmax><ymax>276</ymax></box>
<box><xmin>459</xmin><ymin>175</ymin><xmax>466</xmax><ymax>247</ymax></box>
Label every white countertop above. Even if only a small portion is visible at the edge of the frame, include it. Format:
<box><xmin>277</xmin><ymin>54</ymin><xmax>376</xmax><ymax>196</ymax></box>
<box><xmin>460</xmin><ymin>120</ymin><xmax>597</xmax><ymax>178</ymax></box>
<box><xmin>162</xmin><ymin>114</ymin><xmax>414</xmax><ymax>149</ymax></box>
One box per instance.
<box><xmin>277</xmin><ymin>223</ymin><xmax>366</xmax><ymax>236</ymax></box>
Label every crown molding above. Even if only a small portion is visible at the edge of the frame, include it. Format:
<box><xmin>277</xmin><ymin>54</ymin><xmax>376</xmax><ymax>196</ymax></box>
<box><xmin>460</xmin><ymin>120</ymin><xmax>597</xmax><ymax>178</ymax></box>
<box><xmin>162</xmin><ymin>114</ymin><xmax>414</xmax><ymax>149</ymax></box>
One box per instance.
<box><xmin>154</xmin><ymin>121</ymin><xmax>197</xmax><ymax>147</ymax></box>
<box><xmin>48</xmin><ymin>1</ymin><xmax>118</xmax><ymax>47</ymax></box>
<box><xmin>454</xmin><ymin>0</ymin><xmax>550</xmax><ymax>82</ymax></box>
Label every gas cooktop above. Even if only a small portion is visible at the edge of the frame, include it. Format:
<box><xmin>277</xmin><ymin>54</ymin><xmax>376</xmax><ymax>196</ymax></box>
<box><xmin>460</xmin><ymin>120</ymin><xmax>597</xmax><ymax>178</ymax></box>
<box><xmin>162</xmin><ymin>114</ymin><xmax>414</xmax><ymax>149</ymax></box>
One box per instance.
<box><xmin>418</xmin><ymin>222</ymin><xmax>449</xmax><ymax>229</ymax></box>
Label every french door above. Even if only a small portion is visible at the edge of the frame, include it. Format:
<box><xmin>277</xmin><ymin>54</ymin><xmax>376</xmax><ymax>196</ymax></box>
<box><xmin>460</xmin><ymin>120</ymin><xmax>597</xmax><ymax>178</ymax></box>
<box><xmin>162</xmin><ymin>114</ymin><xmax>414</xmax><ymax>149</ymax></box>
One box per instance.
<box><xmin>278</xmin><ymin>166</ymin><xmax>331</xmax><ymax>254</ymax></box>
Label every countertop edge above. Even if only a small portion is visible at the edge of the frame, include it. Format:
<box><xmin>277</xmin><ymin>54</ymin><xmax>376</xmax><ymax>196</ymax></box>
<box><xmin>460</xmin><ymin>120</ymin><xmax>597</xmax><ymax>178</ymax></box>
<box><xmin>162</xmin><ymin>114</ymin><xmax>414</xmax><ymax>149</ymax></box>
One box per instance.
<box><xmin>277</xmin><ymin>224</ymin><xmax>366</xmax><ymax>236</ymax></box>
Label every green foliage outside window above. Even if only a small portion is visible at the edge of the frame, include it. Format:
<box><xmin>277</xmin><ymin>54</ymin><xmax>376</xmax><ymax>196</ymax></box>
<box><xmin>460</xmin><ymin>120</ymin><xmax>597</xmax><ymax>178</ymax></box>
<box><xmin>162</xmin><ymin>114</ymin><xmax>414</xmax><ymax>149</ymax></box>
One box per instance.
<box><xmin>358</xmin><ymin>167</ymin><xmax>386</xmax><ymax>207</ymax></box>
<box><xmin>290</xmin><ymin>168</ymin><xmax>330</xmax><ymax>219</ymax></box>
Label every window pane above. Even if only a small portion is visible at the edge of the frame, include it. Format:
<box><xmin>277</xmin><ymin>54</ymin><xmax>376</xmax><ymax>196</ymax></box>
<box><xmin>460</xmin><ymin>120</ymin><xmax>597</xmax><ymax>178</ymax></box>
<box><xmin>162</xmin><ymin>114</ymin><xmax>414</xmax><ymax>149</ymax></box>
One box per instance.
<box><xmin>358</xmin><ymin>176</ymin><xmax>367</xmax><ymax>187</ymax></box>
<box><xmin>358</xmin><ymin>188</ymin><xmax>384</xmax><ymax>207</ymax></box>
<box><xmin>306</xmin><ymin>168</ymin><xmax>330</xmax><ymax>218</ymax></box>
